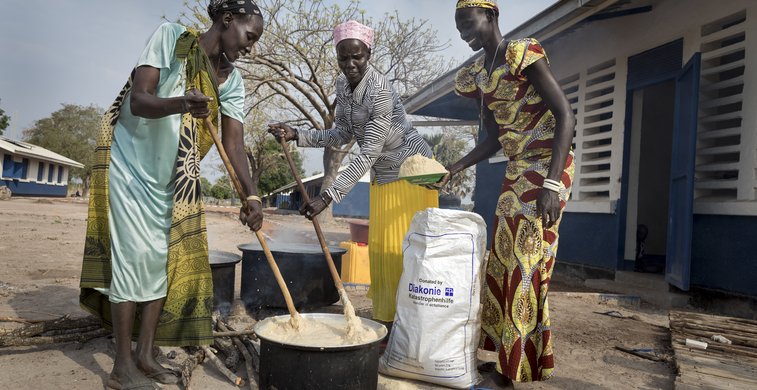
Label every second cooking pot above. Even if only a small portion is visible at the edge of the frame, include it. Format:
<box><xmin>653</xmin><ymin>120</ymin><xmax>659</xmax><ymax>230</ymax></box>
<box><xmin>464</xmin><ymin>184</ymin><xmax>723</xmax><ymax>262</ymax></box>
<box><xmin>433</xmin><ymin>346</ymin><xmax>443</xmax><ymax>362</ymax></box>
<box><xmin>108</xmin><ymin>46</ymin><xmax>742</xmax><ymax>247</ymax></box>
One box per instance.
<box><xmin>238</xmin><ymin>242</ymin><xmax>347</xmax><ymax>312</ymax></box>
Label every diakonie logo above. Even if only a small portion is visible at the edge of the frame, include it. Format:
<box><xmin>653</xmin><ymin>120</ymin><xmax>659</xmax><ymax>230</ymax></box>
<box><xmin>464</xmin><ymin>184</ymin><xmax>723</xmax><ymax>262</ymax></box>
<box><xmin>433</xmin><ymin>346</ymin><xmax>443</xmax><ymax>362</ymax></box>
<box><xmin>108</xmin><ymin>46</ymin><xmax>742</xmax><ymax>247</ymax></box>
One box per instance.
<box><xmin>408</xmin><ymin>282</ymin><xmax>442</xmax><ymax>296</ymax></box>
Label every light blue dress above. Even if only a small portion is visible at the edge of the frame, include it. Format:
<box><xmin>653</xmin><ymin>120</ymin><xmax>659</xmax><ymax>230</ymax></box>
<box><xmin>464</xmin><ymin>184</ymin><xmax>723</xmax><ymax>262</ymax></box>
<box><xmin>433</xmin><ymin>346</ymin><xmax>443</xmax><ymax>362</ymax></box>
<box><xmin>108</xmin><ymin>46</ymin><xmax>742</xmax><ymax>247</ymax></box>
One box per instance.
<box><xmin>101</xmin><ymin>23</ymin><xmax>245</xmax><ymax>303</ymax></box>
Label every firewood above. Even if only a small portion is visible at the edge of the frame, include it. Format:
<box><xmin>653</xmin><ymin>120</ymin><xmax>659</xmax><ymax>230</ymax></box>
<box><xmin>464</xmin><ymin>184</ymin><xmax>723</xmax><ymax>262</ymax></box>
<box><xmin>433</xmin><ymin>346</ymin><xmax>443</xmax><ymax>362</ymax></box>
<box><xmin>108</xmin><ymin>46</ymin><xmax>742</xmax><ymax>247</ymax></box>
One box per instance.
<box><xmin>0</xmin><ymin>315</ymin><xmax>100</xmax><ymax>338</ymax></box>
<box><xmin>0</xmin><ymin>328</ymin><xmax>110</xmax><ymax>347</ymax></box>
<box><xmin>217</xmin><ymin>322</ymin><xmax>259</xmax><ymax>390</ymax></box>
<box><xmin>41</xmin><ymin>325</ymin><xmax>101</xmax><ymax>337</ymax></box>
<box><xmin>202</xmin><ymin>346</ymin><xmax>245</xmax><ymax>387</ymax></box>
<box><xmin>213</xmin><ymin>336</ymin><xmax>240</xmax><ymax>370</ymax></box>
<box><xmin>180</xmin><ymin>346</ymin><xmax>205</xmax><ymax>390</ymax></box>
<box><xmin>213</xmin><ymin>329</ymin><xmax>258</xmax><ymax>338</ymax></box>
<box><xmin>240</xmin><ymin>336</ymin><xmax>260</xmax><ymax>374</ymax></box>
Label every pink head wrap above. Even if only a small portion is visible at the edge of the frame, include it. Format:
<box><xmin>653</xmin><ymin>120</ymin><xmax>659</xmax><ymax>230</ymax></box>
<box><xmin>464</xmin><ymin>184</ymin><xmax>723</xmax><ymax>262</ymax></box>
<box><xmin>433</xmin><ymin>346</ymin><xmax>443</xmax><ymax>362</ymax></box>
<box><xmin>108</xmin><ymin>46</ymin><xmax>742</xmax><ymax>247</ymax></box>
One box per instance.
<box><xmin>333</xmin><ymin>20</ymin><xmax>374</xmax><ymax>49</ymax></box>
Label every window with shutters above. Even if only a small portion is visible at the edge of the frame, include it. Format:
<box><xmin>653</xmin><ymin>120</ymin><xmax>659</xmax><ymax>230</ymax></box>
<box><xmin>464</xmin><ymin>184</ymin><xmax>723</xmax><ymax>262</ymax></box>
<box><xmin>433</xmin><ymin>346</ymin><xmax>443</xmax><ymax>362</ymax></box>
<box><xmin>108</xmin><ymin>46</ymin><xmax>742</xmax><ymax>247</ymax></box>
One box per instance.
<box><xmin>37</xmin><ymin>162</ymin><xmax>45</xmax><ymax>182</ymax></box>
<box><xmin>695</xmin><ymin>10</ymin><xmax>749</xmax><ymax>202</ymax></box>
<box><xmin>558</xmin><ymin>58</ymin><xmax>625</xmax><ymax>213</ymax></box>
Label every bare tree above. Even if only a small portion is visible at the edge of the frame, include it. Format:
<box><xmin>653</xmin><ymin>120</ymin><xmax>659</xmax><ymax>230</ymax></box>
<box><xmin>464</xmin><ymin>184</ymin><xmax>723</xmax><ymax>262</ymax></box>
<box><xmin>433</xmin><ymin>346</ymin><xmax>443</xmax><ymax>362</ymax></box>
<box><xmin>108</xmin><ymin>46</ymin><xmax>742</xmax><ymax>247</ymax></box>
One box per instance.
<box><xmin>177</xmin><ymin>0</ymin><xmax>453</xmax><ymax>221</ymax></box>
<box><xmin>240</xmin><ymin>103</ymin><xmax>304</xmax><ymax>196</ymax></box>
<box><xmin>423</xmin><ymin>126</ymin><xmax>477</xmax><ymax>198</ymax></box>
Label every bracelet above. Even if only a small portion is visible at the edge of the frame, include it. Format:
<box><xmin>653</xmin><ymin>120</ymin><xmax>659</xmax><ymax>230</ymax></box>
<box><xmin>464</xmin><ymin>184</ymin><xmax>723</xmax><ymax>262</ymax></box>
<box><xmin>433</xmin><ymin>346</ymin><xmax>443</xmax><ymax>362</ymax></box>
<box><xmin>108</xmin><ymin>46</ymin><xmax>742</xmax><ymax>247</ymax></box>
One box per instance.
<box><xmin>320</xmin><ymin>192</ymin><xmax>332</xmax><ymax>204</ymax></box>
<box><xmin>246</xmin><ymin>195</ymin><xmax>262</xmax><ymax>204</ymax></box>
<box><xmin>542</xmin><ymin>178</ymin><xmax>563</xmax><ymax>193</ymax></box>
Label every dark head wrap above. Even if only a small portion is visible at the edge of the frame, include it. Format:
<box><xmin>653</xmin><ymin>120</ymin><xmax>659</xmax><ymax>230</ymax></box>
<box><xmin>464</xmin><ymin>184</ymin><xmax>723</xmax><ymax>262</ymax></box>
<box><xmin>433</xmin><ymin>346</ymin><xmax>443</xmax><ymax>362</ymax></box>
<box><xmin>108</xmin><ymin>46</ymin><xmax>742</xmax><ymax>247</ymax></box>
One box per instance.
<box><xmin>208</xmin><ymin>0</ymin><xmax>262</xmax><ymax>20</ymax></box>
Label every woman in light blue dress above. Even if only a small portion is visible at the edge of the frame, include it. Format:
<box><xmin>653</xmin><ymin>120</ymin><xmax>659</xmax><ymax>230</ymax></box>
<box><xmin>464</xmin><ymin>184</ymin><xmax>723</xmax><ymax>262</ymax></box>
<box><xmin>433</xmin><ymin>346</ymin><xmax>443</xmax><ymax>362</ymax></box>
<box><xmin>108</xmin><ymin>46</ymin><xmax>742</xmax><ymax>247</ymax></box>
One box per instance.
<box><xmin>79</xmin><ymin>1</ymin><xmax>265</xmax><ymax>388</ymax></box>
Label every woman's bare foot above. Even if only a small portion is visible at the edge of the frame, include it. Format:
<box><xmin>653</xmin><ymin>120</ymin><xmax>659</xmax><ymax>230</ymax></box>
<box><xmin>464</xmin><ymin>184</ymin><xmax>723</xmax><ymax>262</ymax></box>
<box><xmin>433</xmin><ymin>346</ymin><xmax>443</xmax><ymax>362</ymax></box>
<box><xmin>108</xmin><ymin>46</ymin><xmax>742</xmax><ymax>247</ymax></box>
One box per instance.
<box><xmin>108</xmin><ymin>361</ymin><xmax>156</xmax><ymax>390</ymax></box>
<box><xmin>136</xmin><ymin>353</ymin><xmax>179</xmax><ymax>384</ymax></box>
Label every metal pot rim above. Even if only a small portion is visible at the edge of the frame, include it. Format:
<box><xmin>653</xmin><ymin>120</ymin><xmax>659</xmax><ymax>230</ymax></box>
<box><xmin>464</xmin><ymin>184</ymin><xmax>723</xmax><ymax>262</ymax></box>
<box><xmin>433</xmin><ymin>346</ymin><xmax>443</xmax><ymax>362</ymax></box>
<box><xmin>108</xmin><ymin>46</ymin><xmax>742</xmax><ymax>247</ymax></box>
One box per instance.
<box><xmin>237</xmin><ymin>242</ymin><xmax>347</xmax><ymax>255</ymax></box>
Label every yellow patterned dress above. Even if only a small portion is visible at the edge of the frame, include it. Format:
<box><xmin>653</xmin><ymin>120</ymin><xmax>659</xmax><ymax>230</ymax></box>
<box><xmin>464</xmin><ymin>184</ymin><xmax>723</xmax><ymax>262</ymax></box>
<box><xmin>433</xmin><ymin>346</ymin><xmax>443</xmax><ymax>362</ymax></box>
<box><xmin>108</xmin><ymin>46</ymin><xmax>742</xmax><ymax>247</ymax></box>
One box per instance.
<box><xmin>455</xmin><ymin>38</ymin><xmax>575</xmax><ymax>382</ymax></box>
<box><xmin>79</xmin><ymin>24</ymin><xmax>244</xmax><ymax>346</ymax></box>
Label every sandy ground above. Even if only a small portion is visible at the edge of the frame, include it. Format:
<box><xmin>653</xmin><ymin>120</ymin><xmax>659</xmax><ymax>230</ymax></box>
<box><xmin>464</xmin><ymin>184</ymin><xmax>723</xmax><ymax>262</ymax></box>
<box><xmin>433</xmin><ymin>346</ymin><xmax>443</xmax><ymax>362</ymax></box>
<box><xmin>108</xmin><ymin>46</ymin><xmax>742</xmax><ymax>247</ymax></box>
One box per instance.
<box><xmin>0</xmin><ymin>198</ymin><xmax>676</xmax><ymax>389</ymax></box>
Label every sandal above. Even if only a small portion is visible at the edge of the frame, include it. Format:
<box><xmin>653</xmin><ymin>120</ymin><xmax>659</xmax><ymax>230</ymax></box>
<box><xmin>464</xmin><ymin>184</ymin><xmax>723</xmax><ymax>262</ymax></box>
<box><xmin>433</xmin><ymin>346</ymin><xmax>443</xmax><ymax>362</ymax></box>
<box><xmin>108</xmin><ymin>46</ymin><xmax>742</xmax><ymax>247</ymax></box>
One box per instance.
<box><xmin>594</xmin><ymin>310</ymin><xmax>627</xmax><ymax>319</ymax></box>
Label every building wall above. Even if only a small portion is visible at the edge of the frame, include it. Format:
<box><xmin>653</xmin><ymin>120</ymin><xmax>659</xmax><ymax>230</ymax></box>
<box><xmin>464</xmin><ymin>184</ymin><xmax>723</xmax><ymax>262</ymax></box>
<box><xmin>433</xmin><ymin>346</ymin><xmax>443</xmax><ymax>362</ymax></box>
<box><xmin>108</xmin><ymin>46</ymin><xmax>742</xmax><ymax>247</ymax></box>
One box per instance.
<box><xmin>692</xmin><ymin>215</ymin><xmax>757</xmax><ymax>296</ymax></box>
<box><xmin>536</xmin><ymin>0</ymin><xmax>757</xmax><ymax>294</ymax></box>
<box><xmin>545</xmin><ymin>0</ymin><xmax>757</xmax><ymax>216</ymax></box>
<box><xmin>558</xmin><ymin>212</ymin><xmax>622</xmax><ymax>270</ymax></box>
<box><xmin>0</xmin><ymin>152</ymin><xmax>71</xmax><ymax>197</ymax></box>
<box><xmin>0</xmin><ymin>180</ymin><xmax>68</xmax><ymax>197</ymax></box>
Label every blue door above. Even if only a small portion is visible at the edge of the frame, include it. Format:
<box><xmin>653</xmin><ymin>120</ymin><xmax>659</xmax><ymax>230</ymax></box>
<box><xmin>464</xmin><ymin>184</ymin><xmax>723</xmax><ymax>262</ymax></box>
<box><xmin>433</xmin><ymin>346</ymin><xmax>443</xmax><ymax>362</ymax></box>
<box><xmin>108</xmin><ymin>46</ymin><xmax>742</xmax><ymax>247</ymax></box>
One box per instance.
<box><xmin>665</xmin><ymin>53</ymin><xmax>701</xmax><ymax>290</ymax></box>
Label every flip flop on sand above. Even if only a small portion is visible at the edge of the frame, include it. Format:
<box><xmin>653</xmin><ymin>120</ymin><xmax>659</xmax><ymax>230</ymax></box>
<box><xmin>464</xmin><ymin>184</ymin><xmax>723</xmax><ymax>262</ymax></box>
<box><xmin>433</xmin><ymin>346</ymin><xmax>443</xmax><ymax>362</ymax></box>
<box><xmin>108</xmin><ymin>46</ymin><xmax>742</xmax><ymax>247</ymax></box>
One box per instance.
<box><xmin>105</xmin><ymin>377</ymin><xmax>158</xmax><ymax>390</ymax></box>
<box><xmin>593</xmin><ymin>310</ymin><xmax>639</xmax><ymax>320</ymax></box>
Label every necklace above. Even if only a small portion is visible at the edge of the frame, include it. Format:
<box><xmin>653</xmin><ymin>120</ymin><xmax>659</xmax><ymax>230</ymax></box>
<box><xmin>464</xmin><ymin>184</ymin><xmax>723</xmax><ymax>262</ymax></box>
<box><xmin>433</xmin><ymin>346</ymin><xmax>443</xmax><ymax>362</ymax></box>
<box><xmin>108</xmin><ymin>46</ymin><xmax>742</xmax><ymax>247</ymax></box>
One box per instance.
<box><xmin>485</xmin><ymin>37</ymin><xmax>507</xmax><ymax>77</ymax></box>
<box><xmin>480</xmin><ymin>37</ymin><xmax>506</xmax><ymax>130</ymax></box>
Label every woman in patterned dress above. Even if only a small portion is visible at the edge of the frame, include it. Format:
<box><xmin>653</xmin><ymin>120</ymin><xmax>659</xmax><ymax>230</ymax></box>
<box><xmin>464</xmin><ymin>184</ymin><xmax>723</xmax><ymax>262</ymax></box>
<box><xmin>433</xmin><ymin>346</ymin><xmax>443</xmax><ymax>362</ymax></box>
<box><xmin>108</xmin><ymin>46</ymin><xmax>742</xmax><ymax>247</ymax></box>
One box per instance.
<box><xmin>268</xmin><ymin>20</ymin><xmax>438</xmax><ymax>325</ymax></box>
<box><xmin>79</xmin><ymin>1</ymin><xmax>264</xmax><ymax>389</ymax></box>
<box><xmin>438</xmin><ymin>1</ymin><xmax>576</xmax><ymax>387</ymax></box>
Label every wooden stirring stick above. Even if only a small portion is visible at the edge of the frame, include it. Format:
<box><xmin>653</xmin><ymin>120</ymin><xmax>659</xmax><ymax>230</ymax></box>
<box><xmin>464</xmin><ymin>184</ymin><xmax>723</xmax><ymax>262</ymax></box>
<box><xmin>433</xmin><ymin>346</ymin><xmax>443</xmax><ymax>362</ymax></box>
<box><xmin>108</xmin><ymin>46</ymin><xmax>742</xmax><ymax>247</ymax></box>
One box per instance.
<box><xmin>203</xmin><ymin>118</ymin><xmax>301</xmax><ymax>328</ymax></box>
<box><xmin>277</xmin><ymin>138</ymin><xmax>361</xmax><ymax>335</ymax></box>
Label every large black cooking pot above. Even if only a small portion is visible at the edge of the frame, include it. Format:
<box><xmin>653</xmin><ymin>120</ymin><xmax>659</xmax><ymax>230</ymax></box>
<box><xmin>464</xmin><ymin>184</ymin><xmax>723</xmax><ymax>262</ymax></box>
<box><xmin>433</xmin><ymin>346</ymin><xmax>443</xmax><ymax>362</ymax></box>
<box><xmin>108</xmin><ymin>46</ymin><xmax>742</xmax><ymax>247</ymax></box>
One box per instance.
<box><xmin>254</xmin><ymin>313</ymin><xmax>387</xmax><ymax>390</ymax></box>
<box><xmin>238</xmin><ymin>242</ymin><xmax>346</xmax><ymax>311</ymax></box>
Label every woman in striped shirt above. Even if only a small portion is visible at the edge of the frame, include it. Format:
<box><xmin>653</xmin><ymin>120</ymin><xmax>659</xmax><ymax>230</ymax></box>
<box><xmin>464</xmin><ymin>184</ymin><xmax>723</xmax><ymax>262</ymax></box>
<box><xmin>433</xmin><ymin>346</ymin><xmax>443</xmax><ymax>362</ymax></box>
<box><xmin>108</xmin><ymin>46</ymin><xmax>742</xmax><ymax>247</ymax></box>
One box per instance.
<box><xmin>268</xmin><ymin>20</ymin><xmax>437</xmax><ymax>324</ymax></box>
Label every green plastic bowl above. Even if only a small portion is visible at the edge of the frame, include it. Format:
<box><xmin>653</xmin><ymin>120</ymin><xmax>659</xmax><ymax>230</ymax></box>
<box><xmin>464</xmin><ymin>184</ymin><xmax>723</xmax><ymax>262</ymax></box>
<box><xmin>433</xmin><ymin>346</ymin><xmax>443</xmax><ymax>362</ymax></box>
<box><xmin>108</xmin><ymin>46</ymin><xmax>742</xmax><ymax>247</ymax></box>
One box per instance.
<box><xmin>401</xmin><ymin>172</ymin><xmax>446</xmax><ymax>185</ymax></box>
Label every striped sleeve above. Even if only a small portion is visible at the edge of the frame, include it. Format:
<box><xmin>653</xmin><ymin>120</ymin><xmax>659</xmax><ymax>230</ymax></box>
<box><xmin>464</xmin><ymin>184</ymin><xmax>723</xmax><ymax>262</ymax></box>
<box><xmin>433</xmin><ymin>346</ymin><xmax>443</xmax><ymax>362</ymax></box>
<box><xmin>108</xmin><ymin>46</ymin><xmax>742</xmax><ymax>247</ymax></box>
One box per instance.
<box><xmin>297</xmin><ymin>80</ymin><xmax>353</xmax><ymax>148</ymax></box>
<box><xmin>296</xmin><ymin>125</ymin><xmax>353</xmax><ymax>148</ymax></box>
<box><xmin>324</xmin><ymin>87</ymin><xmax>392</xmax><ymax>203</ymax></box>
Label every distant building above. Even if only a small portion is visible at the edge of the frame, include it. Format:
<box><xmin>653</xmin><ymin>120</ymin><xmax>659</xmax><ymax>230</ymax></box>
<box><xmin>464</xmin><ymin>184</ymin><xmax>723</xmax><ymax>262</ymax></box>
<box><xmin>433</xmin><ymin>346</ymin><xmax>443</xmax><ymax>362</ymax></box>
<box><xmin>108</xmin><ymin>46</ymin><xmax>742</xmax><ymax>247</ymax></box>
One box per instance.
<box><xmin>266</xmin><ymin>169</ymin><xmax>371</xmax><ymax>219</ymax></box>
<box><xmin>404</xmin><ymin>0</ymin><xmax>757</xmax><ymax>297</ymax></box>
<box><xmin>0</xmin><ymin>137</ymin><xmax>84</xmax><ymax>197</ymax></box>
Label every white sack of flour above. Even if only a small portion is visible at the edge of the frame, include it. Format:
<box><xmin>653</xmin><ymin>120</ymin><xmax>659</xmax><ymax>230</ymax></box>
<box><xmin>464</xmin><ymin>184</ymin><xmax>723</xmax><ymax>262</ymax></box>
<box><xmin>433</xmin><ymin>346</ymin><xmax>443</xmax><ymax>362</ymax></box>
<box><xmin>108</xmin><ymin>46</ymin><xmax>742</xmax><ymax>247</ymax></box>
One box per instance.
<box><xmin>378</xmin><ymin>208</ymin><xmax>487</xmax><ymax>389</ymax></box>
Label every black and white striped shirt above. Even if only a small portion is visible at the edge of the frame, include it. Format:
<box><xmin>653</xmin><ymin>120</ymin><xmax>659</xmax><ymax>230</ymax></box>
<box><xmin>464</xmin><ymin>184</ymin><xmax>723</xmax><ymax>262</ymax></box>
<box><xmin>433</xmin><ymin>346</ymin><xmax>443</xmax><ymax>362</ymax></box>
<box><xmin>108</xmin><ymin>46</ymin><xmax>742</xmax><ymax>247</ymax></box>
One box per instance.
<box><xmin>297</xmin><ymin>66</ymin><xmax>432</xmax><ymax>203</ymax></box>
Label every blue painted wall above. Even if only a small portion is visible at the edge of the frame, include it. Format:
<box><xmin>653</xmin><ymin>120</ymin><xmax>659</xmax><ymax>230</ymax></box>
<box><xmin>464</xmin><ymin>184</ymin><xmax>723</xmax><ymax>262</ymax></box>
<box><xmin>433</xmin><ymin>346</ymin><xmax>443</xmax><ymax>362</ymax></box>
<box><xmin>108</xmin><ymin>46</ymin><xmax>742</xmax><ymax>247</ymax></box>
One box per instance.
<box><xmin>472</xmin><ymin>153</ymin><xmax>622</xmax><ymax>269</ymax></box>
<box><xmin>472</xmin><ymin>158</ymin><xmax>507</xmax><ymax>245</ymax></box>
<box><xmin>2</xmin><ymin>155</ymin><xmax>29</xmax><ymax>180</ymax></box>
<box><xmin>0</xmin><ymin>180</ymin><xmax>68</xmax><ymax>197</ymax></box>
<box><xmin>558</xmin><ymin>212</ymin><xmax>622</xmax><ymax>270</ymax></box>
<box><xmin>691</xmin><ymin>214</ymin><xmax>757</xmax><ymax>296</ymax></box>
<box><xmin>333</xmin><ymin>182</ymin><xmax>370</xmax><ymax>219</ymax></box>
